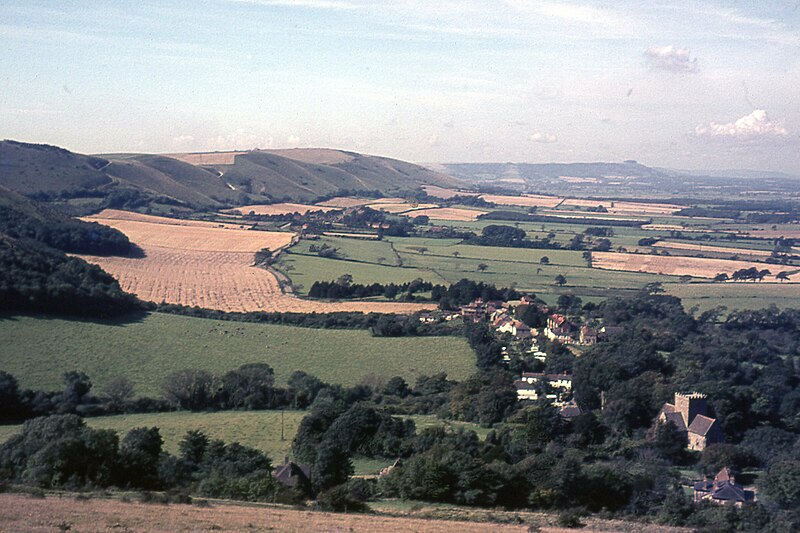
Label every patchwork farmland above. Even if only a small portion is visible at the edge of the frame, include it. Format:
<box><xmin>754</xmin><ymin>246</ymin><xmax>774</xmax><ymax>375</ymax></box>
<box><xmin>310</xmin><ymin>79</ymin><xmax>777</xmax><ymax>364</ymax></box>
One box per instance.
<box><xmin>79</xmin><ymin>210</ymin><xmax>436</xmax><ymax>314</ymax></box>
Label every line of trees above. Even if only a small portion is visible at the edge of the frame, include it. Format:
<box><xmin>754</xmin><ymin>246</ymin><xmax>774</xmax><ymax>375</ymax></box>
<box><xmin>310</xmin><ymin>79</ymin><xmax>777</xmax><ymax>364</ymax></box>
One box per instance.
<box><xmin>0</xmin><ymin>414</ymin><xmax>294</xmax><ymax>502</ymax></box>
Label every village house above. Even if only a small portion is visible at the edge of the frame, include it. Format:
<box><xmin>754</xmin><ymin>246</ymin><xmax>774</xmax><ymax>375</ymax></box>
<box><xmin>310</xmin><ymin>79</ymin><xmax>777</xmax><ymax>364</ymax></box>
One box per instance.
<box><xmin>514</xmin><ymin>372</ymin><xmax>573</xmax><ymax>403</ymax></box>
<box><xmin>273</xmin><ymin>457</ymin><xmax>311</xmax><ymax>492</ymax></box>
<box><xmin>658</xmin><ymin>392</ymin><xmax>724</xmax><ymax>451</ymax></box>
<box><xmin>599</xmin><ymin>325</ymin><xmax>624</xmax><ymax>339</ymax></box>
<box><xmin>460</xmin><ymin>298</ymin><xmax>506</xmax><ymax>323</ymax></box>
<box><xmin>559</xmin><ymin>399</ymin><xmax>582</xmax><ymax>419</ymax></box>
<box><xmin>693</xmin><ymin>467</ymin><xmax>755</xmax><ymax>507</ymax></box>
<box><xmin>579</xmin><ymin>325</ymin><xmax>598</xmax><ymax>345</ymax></box>
<box><xmin>460</xmin><ymin>298</ymin><xmax>489</xmax><ymax>322</ymax></box>
<box><xmin>544</xmin><ymin>314</ymin><xmax>578</xmax><ymax>343</ymax></box>
<box><xmin>497</xmin><ymin>319</ymin><xmax>532</xmax><ymax>340</ymax></box>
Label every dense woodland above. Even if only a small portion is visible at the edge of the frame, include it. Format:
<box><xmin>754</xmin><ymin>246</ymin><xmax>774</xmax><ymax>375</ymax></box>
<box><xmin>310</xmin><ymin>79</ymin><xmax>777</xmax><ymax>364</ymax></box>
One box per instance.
<box><xmin>0</xmin><ymin>192</ymin><xmax>140</xmax><ymax>317</ymax></box>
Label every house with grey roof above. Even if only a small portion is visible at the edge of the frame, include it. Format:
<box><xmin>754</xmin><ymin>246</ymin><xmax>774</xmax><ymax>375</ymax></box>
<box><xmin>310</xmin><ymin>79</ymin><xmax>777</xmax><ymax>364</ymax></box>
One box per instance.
<box><xmin>693</xmin><ymin>467</ymin><xmax>755</xmax><ymax>507</ymax></box>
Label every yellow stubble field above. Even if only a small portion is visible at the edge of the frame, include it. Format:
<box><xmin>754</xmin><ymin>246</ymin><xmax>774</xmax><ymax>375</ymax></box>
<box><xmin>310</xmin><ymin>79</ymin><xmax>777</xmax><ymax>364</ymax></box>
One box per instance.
<box><xmin>592</xmin><ymin>251</ymin><xmax>797</xmax><ymax>281</ymax></box>
<box><xmin>79</xmin><ymin>210</ymin><xmax>435</xmax><ymax>314</ymax></box>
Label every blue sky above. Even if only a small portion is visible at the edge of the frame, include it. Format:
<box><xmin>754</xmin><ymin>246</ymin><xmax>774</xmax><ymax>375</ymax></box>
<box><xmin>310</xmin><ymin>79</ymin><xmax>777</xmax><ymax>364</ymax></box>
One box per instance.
<box><xmin>1</xmin><ymin>0</ymin><xmax>799</xmax><ymax>173</ymax></box>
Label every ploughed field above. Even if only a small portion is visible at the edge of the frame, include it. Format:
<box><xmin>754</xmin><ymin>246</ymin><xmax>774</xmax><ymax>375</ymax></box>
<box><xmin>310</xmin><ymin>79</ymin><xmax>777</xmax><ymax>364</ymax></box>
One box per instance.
<box><xmin>78</xmin><ymin>209</ymin><xmax>435</xmax><ymax>314</ymax></box>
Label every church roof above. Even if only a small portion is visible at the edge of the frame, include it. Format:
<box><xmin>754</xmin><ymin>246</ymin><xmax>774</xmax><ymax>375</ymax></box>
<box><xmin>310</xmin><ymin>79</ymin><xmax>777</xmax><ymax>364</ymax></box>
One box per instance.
<box><xmin>688</xmin><ymin>414</ymin><xmax>717</xmax><ymax>436</ymax></box>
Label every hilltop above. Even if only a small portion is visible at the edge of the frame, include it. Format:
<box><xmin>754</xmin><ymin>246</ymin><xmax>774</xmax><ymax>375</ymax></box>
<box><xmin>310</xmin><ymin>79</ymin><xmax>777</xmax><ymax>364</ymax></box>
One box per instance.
<box><xmin>165</xmin><ymin>147</ymin><xmax>462</xmax><ymax>203</ymax></box>
<box><xmin>0</xmin><ymin>140</ymin><xmax>463</xmax><ymax>210</ymax></box>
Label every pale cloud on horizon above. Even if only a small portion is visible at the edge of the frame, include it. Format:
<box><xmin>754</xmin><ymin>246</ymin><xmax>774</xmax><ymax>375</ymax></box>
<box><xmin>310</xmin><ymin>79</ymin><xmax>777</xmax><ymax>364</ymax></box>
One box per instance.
<box><xmin>695</xmin><ymin>110</ymin><xmax>788</xmax><ymax>140</ymax></box>
<box><xmin>530</xmin><ymin>132</ymin><xmax>558</xmax><ymax>143</ymax></box>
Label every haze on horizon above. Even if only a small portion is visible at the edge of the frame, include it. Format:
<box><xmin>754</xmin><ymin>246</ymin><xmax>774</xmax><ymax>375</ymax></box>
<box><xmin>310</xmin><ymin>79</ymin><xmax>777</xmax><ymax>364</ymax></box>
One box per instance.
<box><xmin>1</xmin><ymin>1</ymin><xmax>799</xmax><ymax>174</ymax></box>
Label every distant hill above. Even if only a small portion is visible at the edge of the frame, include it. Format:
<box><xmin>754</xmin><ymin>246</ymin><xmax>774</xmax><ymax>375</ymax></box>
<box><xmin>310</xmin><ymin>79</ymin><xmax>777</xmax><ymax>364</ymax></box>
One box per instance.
<box><xmin>0</xmin><ymin>140</ymin><xmax>111</xmax><ymax>197</ymax></box>
<box><xmin>436</xmin><ymin>160</ymin><xmax>800</xmax><ymax>200</ymax></box>
<box><xmin>442</xmin><ymin>161</ymin><xmax>666</xmax><ymax>182</ymax></box>
<box><xmin>0</xmin><ymin>140</ymin><xmax>463</xmax><ymax>209</ymax></box>
<box><xmin>168</xmin><ymin>148</ymin><xmax>463</xmax><ymax>203</ymax></box>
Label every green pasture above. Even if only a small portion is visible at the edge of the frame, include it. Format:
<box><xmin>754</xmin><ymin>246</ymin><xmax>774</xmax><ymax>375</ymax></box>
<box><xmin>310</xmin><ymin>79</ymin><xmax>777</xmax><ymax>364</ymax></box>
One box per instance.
<box><xmin>0</xmin><ymin>313</ymin><xmax>475</xmax><ymax>397</ymax></box>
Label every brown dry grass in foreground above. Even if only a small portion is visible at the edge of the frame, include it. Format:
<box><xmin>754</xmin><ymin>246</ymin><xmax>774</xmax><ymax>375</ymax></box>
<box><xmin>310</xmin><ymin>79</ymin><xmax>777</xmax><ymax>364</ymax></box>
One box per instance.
<box><xmin>0</xmin><ymin>493</ymin><xmax>692</xmax><ymax>533</ymax></box>
<box><xmin>0</xmin><ymin>494</ymin><xmax>524</xmax><ymax>533</ymax></box>
<box><xmin>593</xmin><ymin>251</ymin><xmax>797</xmax><ymax>281</ymax></box>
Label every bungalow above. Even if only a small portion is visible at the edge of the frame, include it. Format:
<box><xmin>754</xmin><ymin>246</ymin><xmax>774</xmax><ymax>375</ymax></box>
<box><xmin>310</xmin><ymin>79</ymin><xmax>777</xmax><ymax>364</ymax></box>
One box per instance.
<box><xmin>693</xmin><ymin>468</ymin><xmax>755</xmax><ymax>506</ymax></box>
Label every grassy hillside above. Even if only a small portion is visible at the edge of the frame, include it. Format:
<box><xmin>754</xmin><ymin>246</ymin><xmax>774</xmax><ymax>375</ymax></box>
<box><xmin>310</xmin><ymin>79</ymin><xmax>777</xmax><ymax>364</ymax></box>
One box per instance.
<box><xmin>0</xmin><ymin>140</ymin><xmax>111</xmax><ymax>197</ymax></box>
<box><xmin>218</xmin><ymin>150</ymin><xmax>462</xmax><ymax>203</ymax></box>
<box><xmin>105</xmin><ymin>155</ymin><xmax>277</xmax><ymax>208</ymax></box>
<box><xmin>0</xmin><ymin>313</ymin><xmax>475</xmax><ymax>396</ymax></box>
<box><xmin>0</xmin><ymin>140</ymin><xmax>462</xmax><ymax>208</ymax></box>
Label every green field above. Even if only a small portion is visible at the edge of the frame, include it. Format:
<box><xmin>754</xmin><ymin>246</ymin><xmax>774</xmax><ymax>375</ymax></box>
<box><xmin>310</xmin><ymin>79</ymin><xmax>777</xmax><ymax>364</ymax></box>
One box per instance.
<box><xmin>666</xmin><ymin>281</ymin><xmax>800</xmax><ymax>313</ymax></box>
<box><xmin>0</xmin><ymin>313</ymin><xmax>475</xmax><ymax>396</ymax></box>
<box><xmin>280</xmin><ymin>234</ymin><xmax>675</xmax><ymax>302</ymax></box>
<box><xmin>0</xmin><ymin>411</ymin><xmax>305</xmax><ymax>462</ymax></box>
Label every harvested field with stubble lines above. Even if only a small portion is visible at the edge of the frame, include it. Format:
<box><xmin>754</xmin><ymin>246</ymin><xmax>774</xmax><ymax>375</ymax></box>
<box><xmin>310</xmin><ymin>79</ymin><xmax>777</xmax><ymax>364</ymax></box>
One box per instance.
<box><xmin>560</xmin><ymin>198</ymin><xmax>682</xmax><ymax>215</ymax></box>
<box><xmin>80</xmin><ymin>210</ymin><xmax>435</xmax><ymax>314</ymax></box>
<box><xmin>654</xmin><ymin>241</ymin><xmax>775</xmax><ymax>257</ymax></box>
<box><xmin>592</xmin><ymin>251</ymin><xmax>798</xmax><ymax>281</ymax></box>
<box><xmin>411</xmin><ymin>207</ymin><xmax>488</xmax><ymax>221</ymax></box>
<box><xmin>232</xmin><ymin>202</ymin><xmax>337</xmax><ymax>215</ymax></box>
<box><xmin>480</xmin><ymin>193</ymin><xmax>562</xmax><ymax>208</ymax></box>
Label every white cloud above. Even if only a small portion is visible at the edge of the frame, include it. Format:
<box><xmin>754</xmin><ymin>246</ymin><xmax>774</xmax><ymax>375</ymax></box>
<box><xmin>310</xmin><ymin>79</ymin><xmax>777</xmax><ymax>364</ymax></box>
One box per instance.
<box><xmin>644</xmin><ymin>45</ymin><xmax>698</xmax><ymax>73</ymax></box>
<box><xmin>207</xmin><ymin>130</ymin><xmax>274</xmax><ymax>150</ymax></box>
<box><xmin>530</xmin><ymin>132</ymin><xmax>557</xmax><ymax>143</ymax></box>
<box><xmin>171</xmin><ymin>134</ymin><xmax>195</xmax><ymax>148</ymax></box>
<box><xmin>427</xmin><ymin>134</ymin><xmax>440</xmax><ymax>146</ymax></box>
<box><xmin>287</xmin><ymin>134</ymin><xmax>301</xmax><ymax>145</ymax></box>
<box><xmin>229</xmin><ymin>0</ymin><xmax>358</xmax><ymax>10</ymax></box>
<box><xmin>695</xmin><ymin>110</ymin><xmax>788</xmax><ymax>139</ymax></box>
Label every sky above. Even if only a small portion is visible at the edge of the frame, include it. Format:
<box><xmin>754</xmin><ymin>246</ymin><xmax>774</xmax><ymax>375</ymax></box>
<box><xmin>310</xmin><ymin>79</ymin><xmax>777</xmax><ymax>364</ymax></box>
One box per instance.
<box><xmin>1</xmin><ymin>1</ymin><xmax>799</xmax><ymax>174</ymax></box>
